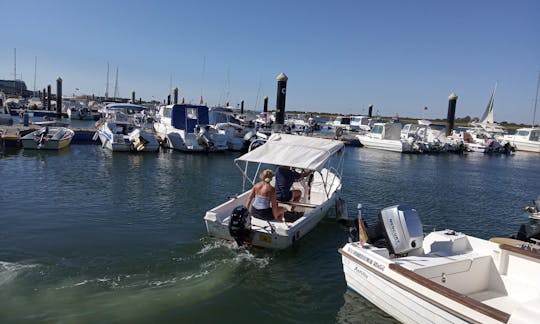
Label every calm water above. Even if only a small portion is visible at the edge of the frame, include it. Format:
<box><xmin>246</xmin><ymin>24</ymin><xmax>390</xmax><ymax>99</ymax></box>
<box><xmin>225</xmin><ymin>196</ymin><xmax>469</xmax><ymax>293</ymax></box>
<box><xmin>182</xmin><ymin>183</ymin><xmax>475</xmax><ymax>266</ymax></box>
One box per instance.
<box><xmin>1</xmin><ymin>129</ymin><xmax>539</xmax><ymax>323</ymax></box>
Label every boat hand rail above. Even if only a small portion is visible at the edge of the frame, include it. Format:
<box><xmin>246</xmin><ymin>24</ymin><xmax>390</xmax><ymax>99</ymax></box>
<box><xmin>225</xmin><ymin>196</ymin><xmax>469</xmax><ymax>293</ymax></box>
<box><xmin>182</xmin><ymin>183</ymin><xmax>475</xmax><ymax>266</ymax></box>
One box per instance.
<box><xmin>339</xmin><ymin>248</ymin><xmax>510</xmax><ymax>323</ymax></box>
<box><xmin>388</xmin><ymin>263</ymin><xmax>510</xmax><ymax>323</ymax></box>
<box><xmin>500</xmin><ymin>243</ymin><xmax>540</xmax><ymax>260</ymax></box>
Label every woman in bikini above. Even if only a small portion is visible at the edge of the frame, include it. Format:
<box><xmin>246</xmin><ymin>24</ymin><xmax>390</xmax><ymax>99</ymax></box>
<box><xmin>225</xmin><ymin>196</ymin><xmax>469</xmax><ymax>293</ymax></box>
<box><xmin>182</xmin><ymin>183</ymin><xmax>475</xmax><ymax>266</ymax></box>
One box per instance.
<box><xmin>245</xmin><ymin>169</ymin><xmax>285</xmax><ymax>221</ymax></box>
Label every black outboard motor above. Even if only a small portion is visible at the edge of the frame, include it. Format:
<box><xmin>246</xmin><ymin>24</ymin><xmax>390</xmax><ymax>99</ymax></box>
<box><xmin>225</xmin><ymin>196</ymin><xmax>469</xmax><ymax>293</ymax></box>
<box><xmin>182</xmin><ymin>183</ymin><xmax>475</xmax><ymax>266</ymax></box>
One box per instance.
<box><xmin>228</xmin><ymin>206</ymin><xmax>251</xmax><ymax>246</ymax></box>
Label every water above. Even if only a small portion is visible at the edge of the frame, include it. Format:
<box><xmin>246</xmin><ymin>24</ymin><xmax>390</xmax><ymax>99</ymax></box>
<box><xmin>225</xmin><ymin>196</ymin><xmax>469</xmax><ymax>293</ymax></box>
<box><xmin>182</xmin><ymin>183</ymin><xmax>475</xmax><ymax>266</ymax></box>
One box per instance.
<box><xmin>1</xmin><ymin>131</ymin><xmax>539</xmax><ymax>322</ymax></box>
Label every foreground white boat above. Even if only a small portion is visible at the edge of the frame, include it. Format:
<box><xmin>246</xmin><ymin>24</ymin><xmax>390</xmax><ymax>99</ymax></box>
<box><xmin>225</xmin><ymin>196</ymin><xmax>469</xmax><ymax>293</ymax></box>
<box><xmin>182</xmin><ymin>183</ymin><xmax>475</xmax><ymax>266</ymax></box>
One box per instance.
<box><xmin>21</xmin><ymin>126</ymin><xmax>74</xmax><ymax>150</ymax></box>
<box><xmin>204</xmin><ymin>133</ymin><xmax>344</xmax><ymax>249</ymax></box>
<box><xmin>340</xmin><ymin>205</ymin><xmax>540</xmax><ymax>324</ymax></box>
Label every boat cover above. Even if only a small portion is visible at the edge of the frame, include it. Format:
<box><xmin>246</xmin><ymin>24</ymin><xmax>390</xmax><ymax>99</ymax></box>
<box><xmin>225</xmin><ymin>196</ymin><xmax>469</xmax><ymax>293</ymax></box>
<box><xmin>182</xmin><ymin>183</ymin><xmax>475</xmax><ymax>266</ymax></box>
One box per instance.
<box><xmin>236</xmin><ymin>133</ymin><xmax>343</xmax><ymax>170</ymax></box>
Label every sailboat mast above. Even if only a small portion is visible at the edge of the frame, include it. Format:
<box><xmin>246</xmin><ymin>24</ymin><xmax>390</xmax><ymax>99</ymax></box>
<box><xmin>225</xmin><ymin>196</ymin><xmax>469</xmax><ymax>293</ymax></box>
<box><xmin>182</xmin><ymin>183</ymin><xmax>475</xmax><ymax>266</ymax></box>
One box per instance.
<box><xmin>533</xmin><ymin>72</ymin><xmax>540</xmax><ymax>128</ymax></box>
<box><xmin>13</xmin><ymin>48</ymin><xmax>16</xmax><ymax>81</ymax></box>
<box><xmin>113</xmin><ymin>67</ymin><xmax>119</xmax><ymax>99</ymax></box>
<box><xmin>105</xmin><ymin>62</ymin><xmax>110</xmax><ymax>100</ymax></box>
<box><xmin>33</xmin><ymin>56</ymin><xmax>37</xmax><ymax>94</ymax></box>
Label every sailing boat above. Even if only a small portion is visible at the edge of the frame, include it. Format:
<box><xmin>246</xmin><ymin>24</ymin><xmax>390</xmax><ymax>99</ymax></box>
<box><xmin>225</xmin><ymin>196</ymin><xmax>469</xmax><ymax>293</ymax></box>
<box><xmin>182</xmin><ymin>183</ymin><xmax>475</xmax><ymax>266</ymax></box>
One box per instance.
<box><xmin>503</xmin><ymin>73</ymin><xmax>540</xmax><ymax>153</ymax></box>
<box><xmin>471</xmin><ymin>82</ymin><xmax>505</xmax><ymax>133</ymax></box>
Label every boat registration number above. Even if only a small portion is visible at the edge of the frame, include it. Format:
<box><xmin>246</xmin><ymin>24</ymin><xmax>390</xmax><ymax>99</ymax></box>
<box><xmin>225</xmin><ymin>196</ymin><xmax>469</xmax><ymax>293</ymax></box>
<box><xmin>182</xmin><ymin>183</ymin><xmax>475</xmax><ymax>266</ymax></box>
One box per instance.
<box><xmin>258</xmin><ymin>234</ymin><xmax>272</xmax><ymax>243</ymax></box>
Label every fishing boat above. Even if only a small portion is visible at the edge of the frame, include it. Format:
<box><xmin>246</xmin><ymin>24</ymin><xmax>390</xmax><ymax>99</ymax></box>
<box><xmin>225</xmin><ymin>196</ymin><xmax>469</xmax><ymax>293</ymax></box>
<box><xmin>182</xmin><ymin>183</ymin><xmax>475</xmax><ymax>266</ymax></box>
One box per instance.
<box><xmin>339</xmin><ymin>204</ymin><xmax>540</xmax><ymax>324</ymax></box>
<box><xmin>21</xmin><ymin>126</ymin><xmax>74</xmax><ymax>150</ymax></box>
<box><xmin>204</xmin><ymin>133</ymin><xmax>344</xmax><ymax>249</ymax></box>
<box><xmin>154</xmin><ymin>104</ymin><xmax>227</xmax><ymax>152</ymax></box>
<box><xmin>95</xmin><ymin>105</ymin><xmax>159</xmax><ymax>152</ymax></box>
<box><xmin>357</xmin><ymin>122</ymin><xmax>412</xmax><ymax>152</ymax></box>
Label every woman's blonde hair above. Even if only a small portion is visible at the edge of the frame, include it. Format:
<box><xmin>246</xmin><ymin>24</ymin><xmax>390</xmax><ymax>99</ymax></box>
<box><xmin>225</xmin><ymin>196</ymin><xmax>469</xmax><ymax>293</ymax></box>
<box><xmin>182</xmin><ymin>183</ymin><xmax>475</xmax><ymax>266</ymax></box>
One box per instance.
<box><xmin>260</xmin><ymin>169</ymin><xmax>274</xmax><ymax>183</ymax></box>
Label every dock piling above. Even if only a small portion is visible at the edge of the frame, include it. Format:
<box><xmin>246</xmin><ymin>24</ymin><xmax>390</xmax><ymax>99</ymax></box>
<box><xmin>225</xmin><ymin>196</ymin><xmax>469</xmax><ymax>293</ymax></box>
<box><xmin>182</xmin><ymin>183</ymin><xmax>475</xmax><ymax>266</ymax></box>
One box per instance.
<box><xmin>131</xmin><ymin>91</ymin><xmax>136</xmax><ymax>103</ymax></box>
<box><xmin>263</xmin><ymin>96</ymin><xmax>268</xmax><ymax>112</ymax></box>
<box><xmin>173</xmin><ymin>87</ymin><xmax>178</xmax><ymax>104</ymax></box>
<box><xmin>446</xmin><ymin>92</ymin><xmax>458</xmax><ymax>136</ymax></box>
<box><xmin>368</xmin><ymin>104</ymin><xmax>373</xmax><ymax>118</ymax></box>
<box><xmin>275</xmin><ymin>72</ymin><xmax>288</xmax><ymax>125</ymax></box>
<box><xmin>56</xmin><ymin>77</ymin><xmax>62</xmax><ymax>115</ymax></box>
<box><xmin>47</xmin><ymin>85</ymin><xmax>52</xmax><ymax>111</ymax></box>
<box><xmin>240</xmin><ymin>100</ymin><xmax>244</xmax><ymax>114</ymax></box>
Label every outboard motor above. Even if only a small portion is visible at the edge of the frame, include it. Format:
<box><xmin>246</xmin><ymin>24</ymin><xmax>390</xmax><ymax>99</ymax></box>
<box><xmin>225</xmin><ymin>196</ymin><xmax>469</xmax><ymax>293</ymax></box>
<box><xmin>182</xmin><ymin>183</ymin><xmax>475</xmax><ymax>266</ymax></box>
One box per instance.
<box><xmin>368</xmin><ymin>205</ymin><xmax>424</xmax><ymax>255</ymax></box>
<box><xmin>228</xmin><ymin>206</ymin><xmax>251</xmax><ymax>246</ymax></box>
<box><xmin>196</xmin><ymin>125</ymin><xmax>214</xmax><ymax>150</ymax></box>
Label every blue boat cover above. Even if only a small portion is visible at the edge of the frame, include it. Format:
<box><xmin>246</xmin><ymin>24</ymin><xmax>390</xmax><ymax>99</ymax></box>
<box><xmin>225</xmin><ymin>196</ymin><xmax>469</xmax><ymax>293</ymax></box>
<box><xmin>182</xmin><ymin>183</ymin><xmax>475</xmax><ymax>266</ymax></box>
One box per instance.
<box><xmin>170</xmin><ymin>104</ymin><xmax>210</xmax><ymax>132</ymax></box>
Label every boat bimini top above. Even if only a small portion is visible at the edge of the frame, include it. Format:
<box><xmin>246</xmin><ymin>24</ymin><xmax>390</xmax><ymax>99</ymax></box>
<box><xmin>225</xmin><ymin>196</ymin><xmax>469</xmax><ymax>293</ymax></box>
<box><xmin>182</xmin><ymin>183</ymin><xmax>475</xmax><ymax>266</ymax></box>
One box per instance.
<box><xmin>234</xmin><ymin>133</ymin><xmax>345</xmax><ymax>193</ymax></box>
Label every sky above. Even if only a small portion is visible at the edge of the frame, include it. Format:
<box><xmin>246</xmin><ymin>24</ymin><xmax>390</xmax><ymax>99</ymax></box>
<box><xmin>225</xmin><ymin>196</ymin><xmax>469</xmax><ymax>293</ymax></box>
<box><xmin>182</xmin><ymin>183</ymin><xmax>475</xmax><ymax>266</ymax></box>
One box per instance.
<box><xmin>1</xmin><ymin>0</ymin><xmax>539</xmax><ymax>124</ymax></box>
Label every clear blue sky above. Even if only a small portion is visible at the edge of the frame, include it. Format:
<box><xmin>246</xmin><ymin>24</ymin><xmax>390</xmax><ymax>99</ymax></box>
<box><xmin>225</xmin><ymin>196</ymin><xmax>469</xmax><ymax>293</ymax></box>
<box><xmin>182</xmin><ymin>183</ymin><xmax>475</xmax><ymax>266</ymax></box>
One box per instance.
<box><xmin>2</xmin><ymin>0</ymin><xmax>539</xmax><ymax>123</ymax></box>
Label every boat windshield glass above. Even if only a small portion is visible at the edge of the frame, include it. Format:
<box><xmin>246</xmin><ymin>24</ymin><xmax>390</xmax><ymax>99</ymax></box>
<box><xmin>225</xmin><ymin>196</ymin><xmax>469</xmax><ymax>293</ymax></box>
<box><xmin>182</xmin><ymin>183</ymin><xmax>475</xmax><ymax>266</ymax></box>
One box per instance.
<box><xmin>371</xmin><ymin>125</ymin><xmax>383</xmax><ymax>134</ymax></box>
<box><xmin>163</xmin><ymin>107</ymin><xmax>172</xmax><ymax>118</ymax></box>
<box><xmin>187</xmin><ymin>108</ymin><xmax>198</xmax><ymax>119</ymax></box>
<box><xmin>530</xmin><ymin>130</ymin><xmax>540</xmax><ymax>141</ymax></box>
<box><xmin>517</xmin><ymin>130</ymin><xmax>530</xmax><ymax>137</ymax></box>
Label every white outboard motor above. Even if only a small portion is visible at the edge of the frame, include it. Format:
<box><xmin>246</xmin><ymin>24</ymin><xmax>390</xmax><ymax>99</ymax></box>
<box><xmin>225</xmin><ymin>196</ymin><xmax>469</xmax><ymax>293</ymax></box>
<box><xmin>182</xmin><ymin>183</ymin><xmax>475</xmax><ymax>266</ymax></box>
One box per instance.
<box><xmin>379</xmin><ymin>205</ymin><xmax>423</xmax><ymax>255</ymax></box>
<box><xmin>196</xmin><ymin>125</ymin><xmax>214</xmax><ymax>150</ymax></box>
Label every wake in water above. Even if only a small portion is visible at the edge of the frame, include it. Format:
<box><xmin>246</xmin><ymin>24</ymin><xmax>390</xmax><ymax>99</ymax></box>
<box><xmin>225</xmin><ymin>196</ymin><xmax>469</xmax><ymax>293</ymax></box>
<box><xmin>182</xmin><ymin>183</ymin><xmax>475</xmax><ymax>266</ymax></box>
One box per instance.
<box><xmin>0</xmin><ymin>261</ymin><xmax>38</xmax><ymax>286</ymax></box>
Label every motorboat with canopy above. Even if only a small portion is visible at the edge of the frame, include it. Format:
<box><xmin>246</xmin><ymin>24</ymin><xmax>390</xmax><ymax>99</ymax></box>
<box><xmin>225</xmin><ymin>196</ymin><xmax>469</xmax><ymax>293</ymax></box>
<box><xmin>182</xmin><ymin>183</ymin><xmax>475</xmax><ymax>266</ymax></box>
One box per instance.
<box><xmin>204</xmin><ymin>133</ymin><xmax>345</xmax><ymax>249</ymax></box>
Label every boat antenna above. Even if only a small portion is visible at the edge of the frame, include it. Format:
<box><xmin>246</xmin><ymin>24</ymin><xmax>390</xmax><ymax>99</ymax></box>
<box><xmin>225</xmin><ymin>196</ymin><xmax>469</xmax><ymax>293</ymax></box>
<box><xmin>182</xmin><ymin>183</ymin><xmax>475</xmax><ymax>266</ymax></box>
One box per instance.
<box><xmin>533</xmin><ymin>71</ymin><xmax>540</xmax><ymax>128</ymax></box>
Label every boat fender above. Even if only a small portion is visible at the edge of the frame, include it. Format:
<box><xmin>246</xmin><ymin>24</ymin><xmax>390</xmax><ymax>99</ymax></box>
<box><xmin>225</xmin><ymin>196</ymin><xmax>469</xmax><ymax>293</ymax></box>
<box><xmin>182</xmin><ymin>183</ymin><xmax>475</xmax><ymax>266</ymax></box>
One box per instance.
<box><xmin>228</xmin><ymin>206</ymin><xmax>251</xmax><ymax>246</ymax></box>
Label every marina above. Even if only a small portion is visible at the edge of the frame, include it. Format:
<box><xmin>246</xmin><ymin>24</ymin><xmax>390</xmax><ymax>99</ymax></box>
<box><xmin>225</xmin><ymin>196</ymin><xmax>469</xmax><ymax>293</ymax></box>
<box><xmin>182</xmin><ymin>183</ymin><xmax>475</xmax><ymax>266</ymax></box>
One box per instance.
<box><xmin>1</xmin><ymin>137</ymin><xmax>539</xmax><ymax>322</ymax></box>
<box><xmin>2</xmin><ymin>1</ymin><xmax>540</xmax><ymax>322</ymax></box>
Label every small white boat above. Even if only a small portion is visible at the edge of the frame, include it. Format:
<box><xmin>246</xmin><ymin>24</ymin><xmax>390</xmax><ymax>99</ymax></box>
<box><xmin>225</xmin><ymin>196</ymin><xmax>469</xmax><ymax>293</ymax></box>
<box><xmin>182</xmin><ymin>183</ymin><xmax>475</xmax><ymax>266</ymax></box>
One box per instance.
<box><xmin>95</xmin><ymin>110</ymin><xmax>159</xmax><ymax>152</ymax></box>
<box><xmin>340</xmin><ymin>204</ymin><xmax>540</xmax><ymax>324</ymax></box>
<box><xmin>503</xmin><ymin>128</ymin><xmax>540</xmax><ymax>153</ymax></box>
<box><xmin>21</xmin><ymin>126</ymin><xmax>74</xmax><ymax>150</ymax></box>
<box><xmin>204</xmin><ymin>133</ymin><xmax>344</xmax><ymax>249</ymax></box>
<box><xmin>357</xmin><ymin>122</ymin><xmax>412</xmax><ymax>152</ymax></box>
<box><xmin>154</xmin><ymin>104</ymin><xmax>228</xmax><ymax>152</ymax></box>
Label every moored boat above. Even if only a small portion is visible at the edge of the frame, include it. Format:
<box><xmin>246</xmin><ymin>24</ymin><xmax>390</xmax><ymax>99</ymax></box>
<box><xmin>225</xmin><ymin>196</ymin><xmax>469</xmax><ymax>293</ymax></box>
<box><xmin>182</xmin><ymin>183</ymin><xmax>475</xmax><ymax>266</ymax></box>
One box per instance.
<box><xmin>340</xmin><ymin>204</ymin><xmax>540</xmax><ymax>324</ymax></box>
<box><xmin>95</xmin><ymin>105</ymin><xmax>159</xmax><ymax>152</ymax></box>
<box><xmin>154</xmin><ymin>104</ymin><xmax>227</xmax><ymax>152</ymax></box>
<box><xmin>21</xmin><ymin>126</ymin><xmax>74</xmax><ymax>150</ymax></box>
<box><xmin>204</xmin><ymin>133</ymin><xmax>344</xmax><ymax>249</ymax></box>
<box><xmin>357</xmin><ymin>122</ymin><xmax>412</xmax><ymax>152</ymax></box>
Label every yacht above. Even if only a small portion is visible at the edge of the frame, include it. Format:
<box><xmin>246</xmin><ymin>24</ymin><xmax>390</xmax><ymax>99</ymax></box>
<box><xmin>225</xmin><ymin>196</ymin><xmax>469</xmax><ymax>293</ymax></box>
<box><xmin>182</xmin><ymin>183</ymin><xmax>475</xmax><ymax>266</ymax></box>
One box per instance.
<box><xmin>154</xmin><ymin>104</ymin><xmax>227</xmax><ymax>152</ymax></box>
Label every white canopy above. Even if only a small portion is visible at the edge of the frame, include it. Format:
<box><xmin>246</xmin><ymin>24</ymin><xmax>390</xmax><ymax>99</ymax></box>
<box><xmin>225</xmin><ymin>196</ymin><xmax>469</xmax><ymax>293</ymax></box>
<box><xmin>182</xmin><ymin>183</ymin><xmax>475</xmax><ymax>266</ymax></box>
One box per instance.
<box><xmin>236</xmin><ymin>133</ymin><xmax>344</xmax><ymax>170</ymax></box>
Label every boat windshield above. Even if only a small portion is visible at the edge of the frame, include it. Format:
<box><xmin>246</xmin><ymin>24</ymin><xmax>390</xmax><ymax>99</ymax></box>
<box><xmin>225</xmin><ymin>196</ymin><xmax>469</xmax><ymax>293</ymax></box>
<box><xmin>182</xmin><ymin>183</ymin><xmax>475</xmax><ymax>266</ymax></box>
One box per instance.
<box><xmin>517</xmin><ymin>130</ymin><xmax>530</xmax><ymax>137</ymax></box>
<box><xmin>530</xmin><ymin>130</ymin><xmax>540</xmax><ymax>141</ymax></box>
<box><xmin>371</xmin><ymin>125</ymin><xmax>384</xmax><ymax>134</ymax></box>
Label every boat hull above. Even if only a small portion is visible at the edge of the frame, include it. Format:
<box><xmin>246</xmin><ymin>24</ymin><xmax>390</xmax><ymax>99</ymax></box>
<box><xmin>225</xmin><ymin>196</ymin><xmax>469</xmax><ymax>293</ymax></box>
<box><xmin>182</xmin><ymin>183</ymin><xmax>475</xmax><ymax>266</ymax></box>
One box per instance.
<box><xmin>357</xmin><ymin>135</ymin><xmax>410</xmax><ymax>152</ymax></box>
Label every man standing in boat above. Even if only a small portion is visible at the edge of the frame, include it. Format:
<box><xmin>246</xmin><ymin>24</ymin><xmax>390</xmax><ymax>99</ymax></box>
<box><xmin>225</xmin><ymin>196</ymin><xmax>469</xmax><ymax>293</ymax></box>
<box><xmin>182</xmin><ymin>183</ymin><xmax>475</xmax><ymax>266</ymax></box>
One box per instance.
<box><xmin>275</xmin><ymin>166</ymin><xmax>312</xmax><ymax>203</ymax></box>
